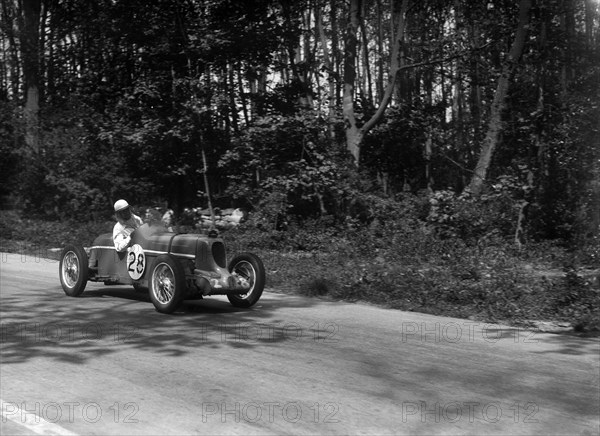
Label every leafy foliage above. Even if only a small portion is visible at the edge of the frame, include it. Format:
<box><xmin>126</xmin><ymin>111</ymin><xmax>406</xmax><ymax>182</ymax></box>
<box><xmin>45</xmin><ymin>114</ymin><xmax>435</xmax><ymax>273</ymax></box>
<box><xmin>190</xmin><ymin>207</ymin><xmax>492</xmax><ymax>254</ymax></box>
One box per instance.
<box><xmin>219</xmin><ymin>111</ymin><xmax>351</xmax><ymax>218</ymax></box>
<box><xmin>1</xmin><ymin>0</ymin><xmax>596</xmax><ymax>246</ymax></box>
<box><xmin>233</xmin><ymin>208</ymin><xmax>598</xmax><ymax>330</ymax></box>
<box><xmin>427</xmin><ymin>184</ymin><xmax>518</xmax><ymax>244</ymax></box>
<box><xmin>0</xmin><ymin>102</ymin><xmax>22</xmax><ymax>204</ymax></box>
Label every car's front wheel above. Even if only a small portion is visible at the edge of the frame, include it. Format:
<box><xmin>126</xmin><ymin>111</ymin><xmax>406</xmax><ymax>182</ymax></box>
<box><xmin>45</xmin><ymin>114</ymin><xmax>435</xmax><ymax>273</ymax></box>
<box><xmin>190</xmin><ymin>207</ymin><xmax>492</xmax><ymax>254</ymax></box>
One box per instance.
<box><xmin>149</xmin><ymin>254</ymin><xmax>185</xmax><ymax>313</ymax></box>
<box><xmin>59</xmin><ymin>244</ymin><xmax>89</xmax><ymax>297</ymax></box>
<box><xmin>227</xmin><ymin>253</ymin><xmax>265</xmax><ymax>308</ymax></box>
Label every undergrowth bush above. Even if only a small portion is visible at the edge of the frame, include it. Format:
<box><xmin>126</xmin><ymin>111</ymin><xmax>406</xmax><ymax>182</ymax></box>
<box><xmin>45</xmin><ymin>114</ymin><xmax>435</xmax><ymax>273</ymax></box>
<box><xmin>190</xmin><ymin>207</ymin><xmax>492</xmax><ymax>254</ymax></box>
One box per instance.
<box><xmin>1</xmin><ymin>192</ymin><xmax>598</xmax><ymax>333</ymax></box>
<box><xmin>225</xmin><ymin>202</ymin><xmax>598</xmax><ymax>331</ymax></box>
<box><xmin>427</xmin><ymin>188</ymin><xmax>517</xmax><ymax>244</ymax></box>
<box><xmin>0</xmin><ymin>210</ymin><xmax>112</xmax><ymax>253</ymax></box>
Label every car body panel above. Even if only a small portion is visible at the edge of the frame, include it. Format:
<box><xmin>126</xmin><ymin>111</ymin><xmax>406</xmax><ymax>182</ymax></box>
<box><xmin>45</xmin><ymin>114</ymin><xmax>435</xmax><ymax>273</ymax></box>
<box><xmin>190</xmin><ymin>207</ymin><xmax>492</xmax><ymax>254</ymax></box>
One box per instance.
<box><xmin>87</xmin><ymin>224</ymin><xmax>250</xmax><ymax>296</ymax></box>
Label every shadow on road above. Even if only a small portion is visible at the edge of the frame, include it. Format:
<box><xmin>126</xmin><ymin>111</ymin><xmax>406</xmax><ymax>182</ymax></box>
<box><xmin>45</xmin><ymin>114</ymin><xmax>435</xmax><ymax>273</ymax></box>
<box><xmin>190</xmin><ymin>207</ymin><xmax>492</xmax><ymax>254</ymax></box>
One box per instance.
<box><xmin>483</xmin><ymin>327</ymin><xmax>600</xmax><ymax>357</ymax></box>
<box><xmin>0</xmin><ymin>284</ymin><xmax>319</xmax><ymax>365</ymax></box>
<box><xmin>529</xmin><ymin>332</ymin><xmax>600</xmax><ymax>356</ymax></box>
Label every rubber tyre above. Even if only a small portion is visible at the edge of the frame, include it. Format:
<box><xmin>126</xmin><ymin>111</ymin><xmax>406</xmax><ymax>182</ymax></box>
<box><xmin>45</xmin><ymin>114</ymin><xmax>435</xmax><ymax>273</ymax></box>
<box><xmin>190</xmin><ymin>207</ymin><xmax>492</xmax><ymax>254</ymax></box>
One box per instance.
<box><xmin>227</xmin><ymin>253</ymin><xmax>265</xmax><ymax>308</ymax></box>
<box><xmin>149</xmin><ymin>254</ymin><xmax>186</xmax><ymax>314</ymax></box>
<box><xmin>59</xmin><ymin>244</ymin><xmax>89</xmax><ymax>297</ymax></box>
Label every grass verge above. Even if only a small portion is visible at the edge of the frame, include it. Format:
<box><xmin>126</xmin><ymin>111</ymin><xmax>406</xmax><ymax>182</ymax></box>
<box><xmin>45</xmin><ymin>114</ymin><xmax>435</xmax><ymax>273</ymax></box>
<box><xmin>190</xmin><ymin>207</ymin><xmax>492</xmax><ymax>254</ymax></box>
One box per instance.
<box><xmin>1</xmin><ymin>210</ymin><xmax>598</xmax><ymax>334</ymax></box>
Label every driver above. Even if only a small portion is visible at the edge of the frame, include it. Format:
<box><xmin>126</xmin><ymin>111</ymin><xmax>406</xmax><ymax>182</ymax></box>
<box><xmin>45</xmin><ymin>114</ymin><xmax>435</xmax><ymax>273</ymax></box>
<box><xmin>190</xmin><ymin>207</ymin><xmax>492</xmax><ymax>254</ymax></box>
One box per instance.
<box><xmin>113</xmin><ymin>199</ymin><xmax>143</xmax><ymax>252</ymax></box>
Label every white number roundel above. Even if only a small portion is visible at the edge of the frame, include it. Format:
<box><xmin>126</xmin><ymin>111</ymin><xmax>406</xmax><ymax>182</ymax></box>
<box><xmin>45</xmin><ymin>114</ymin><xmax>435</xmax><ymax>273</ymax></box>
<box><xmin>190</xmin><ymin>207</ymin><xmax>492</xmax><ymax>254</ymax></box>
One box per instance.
<box><xmin>127</xmin><ymin>244</ymin><xmax>146</xmax><ymax>280</ymax></box>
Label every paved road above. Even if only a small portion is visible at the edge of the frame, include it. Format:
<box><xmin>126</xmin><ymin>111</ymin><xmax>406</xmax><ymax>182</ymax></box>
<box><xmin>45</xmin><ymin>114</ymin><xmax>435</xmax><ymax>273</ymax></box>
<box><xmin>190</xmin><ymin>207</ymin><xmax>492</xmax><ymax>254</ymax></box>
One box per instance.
<box><xmin>0</xmin><ymin>252</ymin><xmax>598</xmax><ymax>435</ymax></box>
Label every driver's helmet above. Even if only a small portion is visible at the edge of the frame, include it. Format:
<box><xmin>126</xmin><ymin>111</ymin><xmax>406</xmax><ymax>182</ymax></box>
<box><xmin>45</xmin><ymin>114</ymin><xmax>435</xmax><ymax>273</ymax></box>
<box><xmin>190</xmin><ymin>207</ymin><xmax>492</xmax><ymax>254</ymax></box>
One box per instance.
<box><xmin>114</xmin><ymin>199</ymin><xmax>132</xmax><ymax>220</ymax></box>
<box><xmin>114</xmin><ymin>199</ymin><xmax>129</xmax><ymax>212</ymax></box>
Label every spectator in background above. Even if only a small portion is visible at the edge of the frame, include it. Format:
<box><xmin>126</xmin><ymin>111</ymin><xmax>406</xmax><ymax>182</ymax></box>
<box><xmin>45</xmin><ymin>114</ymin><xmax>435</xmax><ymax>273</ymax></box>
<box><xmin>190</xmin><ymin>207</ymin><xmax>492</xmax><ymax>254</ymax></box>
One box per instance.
<box><xmin>162</xmin><ymin>207</ymin><xmax>175</xmax><ymax>232</ymax></box>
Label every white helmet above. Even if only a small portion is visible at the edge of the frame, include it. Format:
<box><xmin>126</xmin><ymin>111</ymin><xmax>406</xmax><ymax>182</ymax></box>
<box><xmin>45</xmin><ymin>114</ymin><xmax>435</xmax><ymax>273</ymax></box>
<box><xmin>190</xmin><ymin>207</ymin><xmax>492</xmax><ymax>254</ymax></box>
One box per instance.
<box><xmin>114</xmin><ymin>199</ymin><xmax>130</xmax><ymax>212</ymax></box>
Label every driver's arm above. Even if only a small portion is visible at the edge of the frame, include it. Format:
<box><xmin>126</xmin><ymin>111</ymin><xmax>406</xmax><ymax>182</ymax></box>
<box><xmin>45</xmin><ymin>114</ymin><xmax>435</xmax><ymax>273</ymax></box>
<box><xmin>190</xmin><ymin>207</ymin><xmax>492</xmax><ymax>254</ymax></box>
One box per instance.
<box><xmin>114</xmin><ymin>233</ymin><xmax>131</xmax><ymax>252</ymax></box>
<box><xmin>113</xmin><ymin>225</ymin><xmax>134</xmax><ymax>252</ymax></box>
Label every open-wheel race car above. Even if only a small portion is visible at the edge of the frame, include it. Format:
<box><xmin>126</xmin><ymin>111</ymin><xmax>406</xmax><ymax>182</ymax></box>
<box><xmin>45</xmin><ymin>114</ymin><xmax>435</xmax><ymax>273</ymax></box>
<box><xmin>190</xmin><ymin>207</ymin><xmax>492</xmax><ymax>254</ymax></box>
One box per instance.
<box><xmin>59</xmin><ymin>223</ymin><xmax>266</xmax><ymax>313</ymax></box>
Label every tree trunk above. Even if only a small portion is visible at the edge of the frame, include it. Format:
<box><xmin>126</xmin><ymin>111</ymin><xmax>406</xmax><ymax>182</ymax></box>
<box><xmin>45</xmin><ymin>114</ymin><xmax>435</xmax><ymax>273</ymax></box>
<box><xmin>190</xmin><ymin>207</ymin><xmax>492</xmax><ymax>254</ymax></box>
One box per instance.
<box><xmin>468</xmin><ymin>19</ymin><xmax>482</xmax><ymax>137</ymax></box>
<box><xmin>236</xmin><ymin>63</ymin><xmax>249</xmax><ymax>126</ymax></box>
<box><xmin>584</xmin><ymin>0</ymin><xmax>598</xmax><ymax>50</ymax></box>
<box><xmin>1</xmin><ymin>0</ymin><xmax>20</xmax><ymax>98</ymax></box>
<box><xmin>560</xmin><ymin>0</ymin><xmax>575</xmax><ymax>104</ymax></box>
<box><xmin>359</xmin><ymin>2</ymin><xmax>373</xmax><ymax>107</ymax></box>
<box><xmin>37</xmin><ymin>0</ymin><xmax>47</xmax><ymax>102</ymax></box>
<box><xmin>376</xmin><ymin>0</ymin><xmax>384</xmax><ymax>102</ymax></box>
<box><xmin>343</xmin><ymin>0</ymin><xmax>361</xmax><ymax>163</ymax></box>
<box><xmin>452</xmin><ymin>0</ymin><xmax>465</xmax><ymax>152</ymax></box>
<box><xmin>466</xmin><ymin>0</ymin><xmax>532</xmax><ymax>195</ymax></box>
<box><xmin>282</xmin><ymin>2</ymin><xmax>313</xmax><ymax>109</ymax></box>
<box><xmin>315</xmin><ymin>4</ymin><xmax>336</xmax><ymax>138</ymax></box>
<box><xmin>19</xmin><ymin>0</ymin><xmax>42</xmax><ymax>154</ymax></box>
<box><xmin>344</xmin><ymin>0</ymin><xmax>408</xmax><ymax>166</ymax></box>
<box><xmin>227</xmin><ymin>63</ymin><xmax>239</xmax><ymax>133</ymax></box>
<box><xmin>330</xmin><ymin>0</ymin><xmax>340</xmax><ymax>107</ymax></box>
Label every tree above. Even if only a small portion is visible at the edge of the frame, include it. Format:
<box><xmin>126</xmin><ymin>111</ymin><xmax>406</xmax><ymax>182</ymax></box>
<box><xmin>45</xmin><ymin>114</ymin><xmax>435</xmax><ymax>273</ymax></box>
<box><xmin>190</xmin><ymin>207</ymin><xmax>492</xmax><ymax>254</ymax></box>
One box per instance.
<box><xmin>466</xmin><ymin>0</ymin><xmax>533</xmax><ymax>195</ymax></box>
<box><xmin>0</xmin><ymin>0</ymin><xmax>596</xmax><ymax>242</ymax></box>
<box><xmin>343</xmin><ymin>0</ymin><xmax>408</xmax><ymax>166</ymax></box>
<box><xmin>19</xmin><ymin>0</ymin><xmax>42</xmax><ymax>154</ymax></box>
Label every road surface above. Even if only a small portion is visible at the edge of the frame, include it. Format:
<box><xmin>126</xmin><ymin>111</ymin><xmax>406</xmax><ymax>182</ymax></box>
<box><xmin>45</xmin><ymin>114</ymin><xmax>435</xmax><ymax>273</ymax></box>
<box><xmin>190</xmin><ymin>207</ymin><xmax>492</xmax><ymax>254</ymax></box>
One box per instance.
<box><xmin>1</xmin><ymin>252</ymin><xmax>599</xmax><ymax>435</ymax></box>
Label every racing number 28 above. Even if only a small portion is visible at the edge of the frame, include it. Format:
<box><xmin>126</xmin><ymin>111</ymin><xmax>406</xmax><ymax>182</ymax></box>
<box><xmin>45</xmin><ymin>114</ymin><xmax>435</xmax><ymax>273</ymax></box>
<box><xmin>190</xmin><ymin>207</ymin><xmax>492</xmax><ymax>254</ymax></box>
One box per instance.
<box><xmin>126</xmin><ymin>244</ymin><xmax>146</xmax><ymax>280</ymax></box>
<box><xmin>128</xmin><ymin>252</ymin><xmax>144</xmax><ymax>275</ymax></box>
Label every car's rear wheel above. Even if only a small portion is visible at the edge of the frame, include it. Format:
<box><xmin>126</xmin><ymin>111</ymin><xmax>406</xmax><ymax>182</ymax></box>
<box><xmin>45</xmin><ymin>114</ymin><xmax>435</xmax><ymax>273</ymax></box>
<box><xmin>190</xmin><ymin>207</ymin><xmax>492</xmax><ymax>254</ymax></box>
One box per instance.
<box><xmin>59</xmin><ymin>244</ymin><xmax>88</xmax><ymax>297</ymax></box>
<box><xmin>149</xmin><ymin>254</ymin><xmax>185</xmax><ymax>313</ymax></box>
<box><xmin>227</xmin><ymin>253</ymin><xmax>265</xmax><ymax>308</ymax></box>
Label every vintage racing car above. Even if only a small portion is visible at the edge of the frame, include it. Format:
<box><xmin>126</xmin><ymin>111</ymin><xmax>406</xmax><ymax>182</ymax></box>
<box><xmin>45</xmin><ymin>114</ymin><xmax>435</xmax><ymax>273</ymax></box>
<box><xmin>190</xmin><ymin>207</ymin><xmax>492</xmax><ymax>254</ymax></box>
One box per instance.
<box><xmin>59</xmin><ymin>223</ymin><xmax>265</xmax><ymax>313</ymax></box>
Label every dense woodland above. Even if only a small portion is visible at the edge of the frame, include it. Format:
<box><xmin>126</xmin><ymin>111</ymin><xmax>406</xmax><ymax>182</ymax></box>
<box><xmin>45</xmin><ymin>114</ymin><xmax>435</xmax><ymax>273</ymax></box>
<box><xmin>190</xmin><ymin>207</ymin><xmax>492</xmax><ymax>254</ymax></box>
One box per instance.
<box><xmin>1</xmin><ymin>0</ymin><xmax>599</xmax><ymax>247</ymax></box>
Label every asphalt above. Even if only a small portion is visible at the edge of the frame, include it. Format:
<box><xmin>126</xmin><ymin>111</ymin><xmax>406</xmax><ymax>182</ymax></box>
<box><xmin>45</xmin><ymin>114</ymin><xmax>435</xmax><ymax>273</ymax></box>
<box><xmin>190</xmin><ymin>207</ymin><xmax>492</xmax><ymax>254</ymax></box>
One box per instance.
<box><xmin>1</xmin><ymin>253</ymin><xmax>599</xmax><ymax>435</ymax></box>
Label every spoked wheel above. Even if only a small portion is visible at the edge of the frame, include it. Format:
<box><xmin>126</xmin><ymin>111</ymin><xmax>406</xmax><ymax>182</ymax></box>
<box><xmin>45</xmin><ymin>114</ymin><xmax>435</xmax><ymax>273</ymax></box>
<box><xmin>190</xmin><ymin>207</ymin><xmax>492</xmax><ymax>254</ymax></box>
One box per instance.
<box><xmin>227</xmin><ymin>253</ymin><xmax>265</xmax><ymax>308</ymax></box>
<box><xmin>149</xmin><ymin>254</ymin><xmax>185</xmax><ymax>314</ymax></box>
<box><xmin>59</xmin><ymin>244</ymin><xmax>89</xmax><ymax>297</ymax></box>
